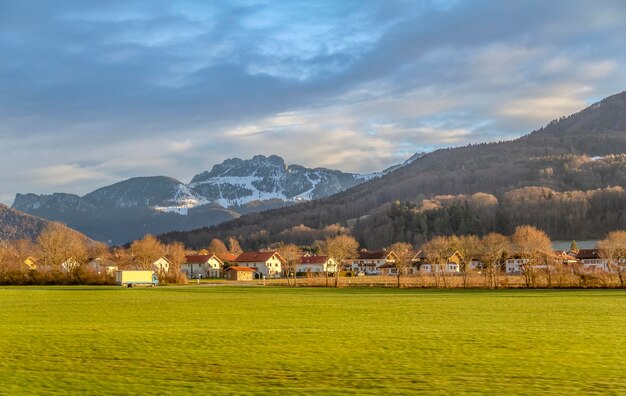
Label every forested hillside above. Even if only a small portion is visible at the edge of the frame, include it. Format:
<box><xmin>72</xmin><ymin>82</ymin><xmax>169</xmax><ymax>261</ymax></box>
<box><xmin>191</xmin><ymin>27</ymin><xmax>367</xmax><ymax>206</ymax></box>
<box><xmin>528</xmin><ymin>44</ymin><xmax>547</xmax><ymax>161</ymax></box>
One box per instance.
<box><xmin>160</xmin><ymin>91</ymin><xmax>626</xmax><ymax>249</ymax></box>
<box><xmin>351</xmin><ymin>185</ymin><xmax>626</xmax><ymax>248</ymax></box>
<box><xmin>0</xmin><ymin>204</ymin><xmax>74</xmax><ymax>241</ymax></box>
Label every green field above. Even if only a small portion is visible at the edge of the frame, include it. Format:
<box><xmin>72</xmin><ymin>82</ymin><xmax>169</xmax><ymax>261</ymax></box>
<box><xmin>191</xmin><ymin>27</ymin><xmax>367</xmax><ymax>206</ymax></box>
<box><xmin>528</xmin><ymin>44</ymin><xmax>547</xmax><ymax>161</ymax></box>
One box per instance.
<box><xmin>0</xmin><ymin>287</ymin><xmax>625</xmax><ymax>395</ymax></box>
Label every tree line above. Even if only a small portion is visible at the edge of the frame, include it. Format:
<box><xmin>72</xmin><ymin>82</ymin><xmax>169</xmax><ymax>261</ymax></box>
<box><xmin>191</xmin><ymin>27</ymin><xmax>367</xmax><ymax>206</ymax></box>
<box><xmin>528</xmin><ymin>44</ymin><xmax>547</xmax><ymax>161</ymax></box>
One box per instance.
<box><xmin>2</xmin><ymin>221</ymin><xmax>626</xmax><ymax>289</ymax></box>
<box><xmin>0</xmin><ymin>223</ymin><xmax>193</xmax><ymax>285</ymax></box>
<box><xmin>352</xmin><ymin>185</ymin><xmax>626</xmax><ymax>248</ymax></box>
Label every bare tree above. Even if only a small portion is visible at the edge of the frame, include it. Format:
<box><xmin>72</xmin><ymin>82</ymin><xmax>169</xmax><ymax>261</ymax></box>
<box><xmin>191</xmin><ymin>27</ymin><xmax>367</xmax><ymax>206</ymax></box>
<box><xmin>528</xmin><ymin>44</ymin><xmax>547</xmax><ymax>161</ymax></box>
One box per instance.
<box><xmin>277</xmin><ymin>243</ymin><xmax>301</xmax><ymax>286</ymax></box>
<box><xmin>130</xmin><ymin>234</ymin><xmax>166</xmax><ymax>270</ymax></box>
<box><xmin>511</xmin><ymin>226</ymin><xmax>552</xmax><ymax>288</ymax></box>
<box><xmin>0</xmin><ymin>241</ymin><xmax>17</xmax><ymax>273</ymax></box>
<box><xmin>111</xmin><ymin>246</ymin><xmax>132</xmax><ymax>269</ymax></box>
<box><xmin>12</xmin><ymin>239</ymin><xmax>35</xmax><ymax>266</ymax></box>
<box><xmin>37</xmin><ymin>223</ymin><xmax>88</xmax><ymax>271</ymax></box>
<box><xmin>450</xmin><ymin>234</ymin><xmax>481</xmax><ymax>288</ymax></box>
<box><xmin>480</xmin><ymin>233</ymin><xmax>509</xmax><ymax>289</ymax></box>
<box><xmin>87</xmin><ymin>241</ymin><xmax>109</xmax><ymax>259</ymax></box>
<box><xmin>227</xmin><ymin>237</ymin><xmax>243</xmax><ymax>255</ymax></box>
<box><xmin>598</xmin><ymin>230</ymin><xmax>626</xmax><ymax>288</ymax></box>
<box><xmin>315</xmin><ymin>241</ymin><xmax>332</xmax><ymax>287</ymax></box>
<box><xmin>166</xmin><ymin>242</ymin><xmax>187</xmax><ymax>274</ymax></box>
<box><xmin>326</xmin><ymin>235</ymin><xmax>359</xmax><ymax>288</ymax></box>
<box><xmin>208</xmin><ymin>238</ymin><xmax>228</xmax><ymax>254</ymax></box>
<box><xmin>388</xmin><ymin>242</ymin><xmax>413</xmax><ymax>288</ymax></box>
<box><xmin>422</xmin><ymin>236</ymin><xmax>453</xmax><ymax>288</ymax></box>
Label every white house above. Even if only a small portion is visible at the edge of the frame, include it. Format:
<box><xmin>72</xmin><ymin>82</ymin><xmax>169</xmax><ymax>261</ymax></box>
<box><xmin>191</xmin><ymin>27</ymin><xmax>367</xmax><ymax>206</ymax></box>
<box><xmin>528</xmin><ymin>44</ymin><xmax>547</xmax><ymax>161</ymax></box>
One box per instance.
<box><xmin>182</xmin><ymin>254</ymin><xmax>223</xmax><ymax>278</ymax></box>
<box><xmin>152</xmin><ymin>257</ymin><xmax>172</xmax><ymax>274</ymax></box>
<box><xmin>469</xmin><ymin>259</ymin><xmax>484</xmax><ymax>271</ymax></box>
<box><xmin>350</xmin><ymin>251</ymin><xmax>398</xmax><ymax>275</ymax></box>
<box><xmin>575</xmin><ymin>249</ymin><xmax>609</xmax><ymax>272</ymax></box>
<box><xmin>234</xmin><ymin>251</ymin><xmax>285</xmax><ymax>278</ymax></box>
<box><xmin>297</xmin><ymin>256</ymin><xmax>338</xmax><ymax>274</ymax></box>
<box><xmin>419</xmin><ymin>262</ymin><xmax>461</xmax><ymax>273</ymax></box>
<box><xmin>505</xmin><ymin>257</ymin><xmax>530</xmax><ymax>274</ymax></box>
<box><xmin>413</xmin><ymin>250</ymin><xmax>462</xmax><ymax>273</ymax></box>
<box><xmin>505</xmin><ymin>253</ymin><xmax>577</xmax><ymax>274</ymax></box>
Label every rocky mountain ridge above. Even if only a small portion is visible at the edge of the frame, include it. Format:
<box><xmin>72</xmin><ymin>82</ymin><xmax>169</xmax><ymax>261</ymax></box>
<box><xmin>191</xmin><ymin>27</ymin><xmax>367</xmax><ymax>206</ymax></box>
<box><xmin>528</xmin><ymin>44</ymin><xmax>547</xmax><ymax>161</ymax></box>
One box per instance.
<box><xmin>12</xmin><ymin>155</ymin><xmax>415</xmax><ymax>243</ymax></box>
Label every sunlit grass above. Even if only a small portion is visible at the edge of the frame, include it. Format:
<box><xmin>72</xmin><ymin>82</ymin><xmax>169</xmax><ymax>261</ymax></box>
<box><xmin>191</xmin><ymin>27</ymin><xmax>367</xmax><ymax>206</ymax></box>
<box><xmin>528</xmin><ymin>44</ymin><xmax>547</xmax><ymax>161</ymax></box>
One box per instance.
<box><xmin>0</xmin><ymin>287</ymin><xmax>624</xmax><ymax>394</ymax></box>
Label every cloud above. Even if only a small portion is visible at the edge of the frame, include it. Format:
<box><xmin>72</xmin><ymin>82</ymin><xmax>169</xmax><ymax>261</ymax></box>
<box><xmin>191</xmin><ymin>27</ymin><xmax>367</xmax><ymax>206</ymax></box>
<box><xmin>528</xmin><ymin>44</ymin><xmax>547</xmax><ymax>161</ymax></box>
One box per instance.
<box><xmin>168</xmin><ymin>140</ymin><xmax>194</xmax><ymax>153</ymax></box>
<box><xmin>1</xmin><ymin>0</ymin><xmax>626</xmax><ymax>204</ymax></box>
<box><xmin>23</xmin><ymin>164</ymin><xmax>110</xmax><ymax>187</ymax></box>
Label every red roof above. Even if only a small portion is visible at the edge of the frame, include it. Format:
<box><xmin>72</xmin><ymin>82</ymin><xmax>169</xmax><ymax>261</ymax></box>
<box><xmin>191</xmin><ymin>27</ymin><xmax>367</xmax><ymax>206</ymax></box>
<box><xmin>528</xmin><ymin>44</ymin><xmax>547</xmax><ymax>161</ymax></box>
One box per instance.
<box><xmin>185</xmin><ymin>254</ymin><xmax>222</xmax><ymax>264</ymax></box>
<box><xmin>300</xmin><ymin>255</ymin><xmax>330</xmax><ymax>264</ymax></box>
<box><xmin>235</xmin><ymin>251</ymin><xmax>282</xmax><ymax>263</ymax></box>
<box><xmin>216</xmin><ymin>253</ymin><xmax>238</xmax><ymax>262</ymax></box>
<box><xmin>225</xmin><ymin>266</ymin><xmax>256</xmax><ymax>272</ymax></box>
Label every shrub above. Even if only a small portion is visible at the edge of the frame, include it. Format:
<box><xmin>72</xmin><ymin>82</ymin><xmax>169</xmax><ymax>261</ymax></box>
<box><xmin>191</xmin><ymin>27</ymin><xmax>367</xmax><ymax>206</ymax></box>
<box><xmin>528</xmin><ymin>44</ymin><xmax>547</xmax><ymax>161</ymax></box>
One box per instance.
<box><xmin>160</xmin><ymin>271</ymin><xmax>188</xmax><ymax>285</ymax></box>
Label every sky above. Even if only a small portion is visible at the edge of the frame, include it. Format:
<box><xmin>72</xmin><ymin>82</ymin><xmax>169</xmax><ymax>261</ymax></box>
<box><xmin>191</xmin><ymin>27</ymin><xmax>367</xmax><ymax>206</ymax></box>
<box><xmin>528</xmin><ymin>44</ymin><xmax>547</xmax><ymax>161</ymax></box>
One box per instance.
<box><xmin>1</xmin><ymin>0</ymin><xmax>626</xmax><ymax>205</ymax></box>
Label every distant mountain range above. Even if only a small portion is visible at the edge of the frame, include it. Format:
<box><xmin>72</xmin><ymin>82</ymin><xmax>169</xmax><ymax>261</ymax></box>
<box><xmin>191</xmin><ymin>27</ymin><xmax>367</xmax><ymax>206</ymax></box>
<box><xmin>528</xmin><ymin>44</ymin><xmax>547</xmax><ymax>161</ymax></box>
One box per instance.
<box><xmin>159</xmin><ymin>91</ymin><xmax>626</xmax><ymax>249</ymax></box>
<box><xmin>12</xmin><ymin>154</ymin><xmax>419</xmax><ymax>244</ymax></box>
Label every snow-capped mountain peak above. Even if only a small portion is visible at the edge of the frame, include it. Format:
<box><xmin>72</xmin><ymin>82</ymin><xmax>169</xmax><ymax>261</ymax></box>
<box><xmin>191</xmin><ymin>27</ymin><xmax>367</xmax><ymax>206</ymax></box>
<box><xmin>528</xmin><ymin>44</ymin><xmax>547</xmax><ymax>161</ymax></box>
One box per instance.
<box><xmin>11</xmin><ymin>153</ymin><xmax>421</xmax><ymax>244</ymax></box>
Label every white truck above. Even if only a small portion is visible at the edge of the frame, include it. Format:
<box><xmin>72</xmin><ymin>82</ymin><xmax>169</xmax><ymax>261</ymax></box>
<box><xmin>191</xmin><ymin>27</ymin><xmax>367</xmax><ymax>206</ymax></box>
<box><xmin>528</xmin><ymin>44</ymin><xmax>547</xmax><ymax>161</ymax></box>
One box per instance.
<box><xmin>115</xmin><ymin>270</ymin><xmax>159</xmax><ymax>287</ymax></box>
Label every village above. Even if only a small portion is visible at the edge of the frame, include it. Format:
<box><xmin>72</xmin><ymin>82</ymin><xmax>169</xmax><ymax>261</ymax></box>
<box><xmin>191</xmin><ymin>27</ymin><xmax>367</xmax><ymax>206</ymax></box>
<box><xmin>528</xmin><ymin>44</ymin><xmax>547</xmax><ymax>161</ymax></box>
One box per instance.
<box><xmin>5</xmin><ymin>224</ymin><xmax>626</xmax><ymax>289</ymax></box>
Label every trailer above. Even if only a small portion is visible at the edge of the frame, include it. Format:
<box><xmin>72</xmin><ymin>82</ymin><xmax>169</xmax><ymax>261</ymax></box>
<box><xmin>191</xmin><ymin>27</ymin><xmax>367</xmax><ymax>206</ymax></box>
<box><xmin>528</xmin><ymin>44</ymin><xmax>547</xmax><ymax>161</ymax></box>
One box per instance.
<box><xmin>115</xmin><ymin>270</ymin><xmax>159</xmax><ymax>287</ymax></box>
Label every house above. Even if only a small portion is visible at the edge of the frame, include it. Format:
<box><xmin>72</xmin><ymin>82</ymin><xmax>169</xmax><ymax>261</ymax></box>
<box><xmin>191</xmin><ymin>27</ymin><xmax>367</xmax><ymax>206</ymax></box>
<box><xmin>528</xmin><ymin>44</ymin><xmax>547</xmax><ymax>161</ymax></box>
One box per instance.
<box><xmin>224</xmin><ymin>266</ymin><xmax>255</xmax><ymax>281</ymax></box>
<box><xmin>575</xmin><ymin>249</ymin><xmax>609</xmax><ymax>272</ymax></box>
<box><xmin>350</xmin><ymin>251</ymin><xmax>398</xmax><ymax>275</ymax></box>
<box><xmin>234</xmin><ymin>251</ymin><xmax>284</xmax><ymax>277</ymax></box>
<box><xmin>413</xmin><ymin>250</ymin><xmax>462</xmax><ymax>273</ymax></box>
<box><xmin>23</xmin><ymin>256</ymin><xmax>37</xmax><ymax>270</ymax></box>
<box><xmin>297</xmin><ymin>255</ymin><xmax>338</xmax><ymax>275</ymax></box>
<box><xmin>86</xmin><ymin>258</ymin><xmax>118</xmax><ymax>275</ymax></box>
<box><xmin>182</xmin><ymin>254</ymin><xmax>223</xmax><ymax>278</ymax></box>
<box><xmin>152</xmin><ymin>257</ymin><xmax>172</xmax><ymax>274</ymax></box>
<box><xmin>553</xmin><ymin>250</ymin><xmax>578</xmax><ymax>265</ymax></box>
<box><xmin>505</xmin><ymin>257</ymin><xmax>529</xmax><ymax>274</ymax></box>
<box><xmin>379</xmin><ymin>262</ymin><xmax>399</xmax><ymax>276</ymax></box>
<box><xmin>505</xmin><ymin>252</ymin><xmax>575</xmax><ymax>274</ymax></box>
<box><xmin>469</xmin><ymin>259</ymin><xmax>484</xmax><ymax>271</ymax></box>
<box><xmin>419</xmin><ymin>262</ymin><xmax>461</xmax><ymax>273</ymax></box>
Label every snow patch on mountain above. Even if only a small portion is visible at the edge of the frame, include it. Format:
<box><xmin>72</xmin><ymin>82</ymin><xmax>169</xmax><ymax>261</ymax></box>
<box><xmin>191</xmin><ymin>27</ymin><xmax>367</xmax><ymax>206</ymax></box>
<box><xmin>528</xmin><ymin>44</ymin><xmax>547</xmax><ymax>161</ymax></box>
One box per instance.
<box><xmin>190</xmin><ymin>175</ymin><xmax>293</xmax><ymax>207</ymax></box>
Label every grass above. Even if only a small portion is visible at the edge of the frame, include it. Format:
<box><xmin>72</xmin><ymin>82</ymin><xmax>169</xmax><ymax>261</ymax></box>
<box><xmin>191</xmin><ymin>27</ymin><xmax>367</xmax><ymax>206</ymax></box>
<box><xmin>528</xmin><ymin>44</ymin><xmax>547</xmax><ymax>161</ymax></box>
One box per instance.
<box><xmin>0</xmin><ymin>287</ymin><xmax>625</xmax><ymax>395</ymax></box>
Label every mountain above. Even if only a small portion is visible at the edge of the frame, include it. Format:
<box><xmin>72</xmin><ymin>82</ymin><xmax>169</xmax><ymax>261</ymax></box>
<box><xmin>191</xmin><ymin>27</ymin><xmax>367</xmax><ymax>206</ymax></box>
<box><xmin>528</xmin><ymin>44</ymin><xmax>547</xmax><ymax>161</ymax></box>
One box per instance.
<box><xmin>12</xmin><ymin>178</ymin><xmax>240</xmax><ymax>245</ymax></box>
<box><xmin>13</xmin><ymin>155</ymin><xmax>408</xmax><ymax>244</ymax></box>
<box><xmin>159</xmin><ymin>91</ymin><xmax>626</xmax><ymax>248</ymax></box>
<box><xmin>187</xmin><ymin>154</ymin><xmax>381</xmax><ymax>208</ymax></box>
<box><xmin>0</xmin><ymin>203</ymin><xmax>64</xmax><ymax>241</ymax></box>
<box><xmin>380</xmin><ymin>152</ymin><xmax>426</xmax><ymax>174</ymax></box>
